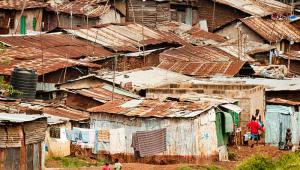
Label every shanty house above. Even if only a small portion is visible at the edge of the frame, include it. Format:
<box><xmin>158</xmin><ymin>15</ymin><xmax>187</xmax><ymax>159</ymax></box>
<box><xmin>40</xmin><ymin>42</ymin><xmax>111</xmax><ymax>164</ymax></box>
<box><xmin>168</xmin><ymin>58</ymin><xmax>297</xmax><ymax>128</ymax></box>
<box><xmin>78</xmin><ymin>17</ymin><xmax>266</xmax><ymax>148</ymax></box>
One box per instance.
<box><xmin>157</xmin><ymin>45</ymin><xmax>255</xmax><ymax>78</ymax></box>
<box><xmin>197</xmin><ymin>0</ymin><xmax>293</xmax><ymax>31</ymax></box>
<box><xmin>216</xmin><ymin>17</ymin><xmax>300</xmax><ymax>53</ymax></box>
<box><xmin>45</xmin><ymin>1</ymin><xmax>123</xmax><ymax>31</ymax></box>
<box><xmin>44</xmin><ymin>106</ymin><xmax>90</xmax><ymax>157</ymax></box>
<box><xmin>0</xmin><ymin>113</ymin><xmax>47</xmax><ymax>170</ymax></box>
<box><xmin>147</xmin><ymin>82</ymin><xmax>265</xmax><ymax>129</ymax></box>
<box><xmin>0</xmin><ymin>0</ymin><xmax>48</xmax><ymax>34</ymax></box>
<box><xmin>265</xmin><ymin>98</ymin><xmax>300</xmax><ymax>147</ymax></box>
<box><xmin>88</xmin><ymin>98</ymin><xmax>241</xmax><ymax>162</ymax></box>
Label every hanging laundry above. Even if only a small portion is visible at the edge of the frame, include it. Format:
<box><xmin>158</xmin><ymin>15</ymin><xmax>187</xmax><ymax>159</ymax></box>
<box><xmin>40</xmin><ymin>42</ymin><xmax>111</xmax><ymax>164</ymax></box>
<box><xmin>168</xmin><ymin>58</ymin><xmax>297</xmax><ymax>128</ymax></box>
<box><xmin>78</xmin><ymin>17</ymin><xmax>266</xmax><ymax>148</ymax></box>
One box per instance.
<box><xmin>110</xmin><ymin>128</ymin><xmax>126</xmax><ymax>154</ymax></box>
<box><xmin>66</xmin><ymin>129</ymin><xmax>81</xmax><ymax>142</ymax></box>
<box><xmin>224</xmin><ymin>112</ymin><xmax>234</xmax><ymax>133</ymax></box>
<box><xmin>73</xmin><ymin>128</ymin><xmax>96</xmax><ymax>148</ymax></box>
<box><xmin>132</xmin><ymin>128</ymin><xmax>167</xmax><ymax>157</ymax></box>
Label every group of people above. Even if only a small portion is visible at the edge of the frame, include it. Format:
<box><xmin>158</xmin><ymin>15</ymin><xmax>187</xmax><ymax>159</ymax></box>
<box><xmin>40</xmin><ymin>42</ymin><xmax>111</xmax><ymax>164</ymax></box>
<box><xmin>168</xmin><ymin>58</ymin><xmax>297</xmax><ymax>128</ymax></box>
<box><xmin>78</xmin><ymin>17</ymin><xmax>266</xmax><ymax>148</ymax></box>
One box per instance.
<box><xmin>102</xmin><ymin>159</ymin><xmax>122</xmax><ymax>170</ymax></box>
<box><xmin>246</xmin><ymin>109</ymin><xmax>292</xmax><ymax>149</ymax></box>
<box><xmin>247</xmin><ymin>110</ymin><xmax>264</xmax><ymax>147</ymax></box>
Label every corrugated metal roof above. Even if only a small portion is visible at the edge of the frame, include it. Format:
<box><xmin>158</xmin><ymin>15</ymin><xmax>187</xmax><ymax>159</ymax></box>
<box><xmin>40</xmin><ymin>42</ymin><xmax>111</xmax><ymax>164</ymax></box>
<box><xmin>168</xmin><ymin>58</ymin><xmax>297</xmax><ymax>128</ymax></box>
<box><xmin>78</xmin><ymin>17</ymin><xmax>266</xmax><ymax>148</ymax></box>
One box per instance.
<box><xmin>65</xmin><ymin>23</ymin><xmax>180</xmax><ymax>52</ymax></box>
<box><xmin>267</xmin><ymin>98</ymin><xmax>300</xmax><ymax>106</ymax></box>
<box><xmin>88</xmin><ymin>97</ymin><xmax>237</xmax><ymax>118</ymax></box>
<box><xmin>0</xmin><ymin>0</ymin><xmax>48</xmax><ymax>10</ymax></box>
<box><xmin>43</xmin><ymin>106</ymin><xmax>89</xmax><ymax>121</ymax></box>
<box><xmin>0</xmin><ymin>34</ymin><xmax>113</xmax><ymax>59</ymax></box>
<box><xmin>241</xmin><ymin>17</ymin><xmax>300</xmax><ymax>42</ymax></box>
<box><xmin>97</xmin><ymin>67</ymin><xmax>193</xmax><ymax>91</ymax></box>
<box><xmin>72</xmin><ymin>84</ymin><xmax>139</xmax><ymax>103</ymax></box>
<box><xmin>47</xmin><ymin>1</ymin><xmax>111</xmax><ymax>18</ymax></box>
<box><xmin>159</xmin><ymin>45</ymin><xmax>237</xmax><ymax>62</ymax></box>
<box><xmin>0</xmin><ymin>48</ymin><xmax>100</xmax><ymax>76</ymax></box>
<box><xmin>199</xmin><ymin>76</ymin><xmax>300</xmax><ymax>91</ymax></box>
<box><xmin>217</xmin><ymin>39</ymin><xmax>273</xmax><ymax>58</ymax></box>
<box><xmin>0</xmin><ymin>113</ymin><xmax>45</xmax><ymax>123</ymax></box>
<box><xmin>158</xmin><ymin>60</ymin><xmax>247</xmax><ymax>77</ymax></box>
<box><xmin>158</xmin><ymin>45</ymin><xmax>249</xmax><ymax>77</ymax></box>
<box><xmin>215</xmin><ymin>0</ymin><xmax>293</xmax><ymax>17</ymax></box>
<box><xmin>157</xmin><ymin>21</ymin><xmax>227</xmax><ymax>45</ymax></box>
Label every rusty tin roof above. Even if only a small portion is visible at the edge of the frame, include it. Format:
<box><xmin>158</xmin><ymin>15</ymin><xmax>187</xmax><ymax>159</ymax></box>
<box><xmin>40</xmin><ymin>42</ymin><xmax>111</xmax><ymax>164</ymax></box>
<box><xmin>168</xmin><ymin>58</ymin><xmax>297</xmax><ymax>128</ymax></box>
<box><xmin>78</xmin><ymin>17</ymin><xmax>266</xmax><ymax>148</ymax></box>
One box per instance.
<box><xmin>47</xmin><ymin>1</ymin><xmax>112</xmax><ymax>18</ymax></box>
<box><xmin>215</xmin><ymin>0</ymin><xmax>293</xmax><ymax>17</ymax></box>
<box><xmin>241</xmin><ymin>17</ymin><xmax>300</xmax><ymax>43</ymax></box>
<box><xmin>65</xmin><ymin>23</ymin><xmax>180</xmax><ymax>52</ymax></box>
<box><xmin>0</xmin><ymin>0</ymin><xmax>48</xmax><ymax>10</ymax></box>
<box><xmin>88</xmin><ymin>97</ymin><xmax>236</xmax><ymax>118</ymax></box>
<box><xmin>0</xmin><ymin>34</ymin><xmax>113</xmax><ymax>59</ymax></box>
<box><xmin>43</xmin><ymin>106</ymin><xmax>89</xmax><ymax>121</ymax></box>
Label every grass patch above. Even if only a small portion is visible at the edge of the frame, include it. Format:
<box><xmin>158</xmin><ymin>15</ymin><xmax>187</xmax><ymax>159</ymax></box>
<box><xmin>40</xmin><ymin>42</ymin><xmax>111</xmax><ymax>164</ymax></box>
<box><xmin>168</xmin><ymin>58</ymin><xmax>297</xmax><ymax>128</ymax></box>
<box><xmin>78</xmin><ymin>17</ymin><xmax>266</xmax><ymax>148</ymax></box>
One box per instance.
<box><xmin>236</xmin><ymin>151</ymin><xmax>300</xmax><ymax>170</ymax></box>
<box><xmin>46</xmin><ymin>156</ymin><xmax>105</xmax><ymax>168</ymax></box>
<box><xmin>176</xmin><ymin>165</ymin><xmax>223</xmax><ymax>170</ymax></box>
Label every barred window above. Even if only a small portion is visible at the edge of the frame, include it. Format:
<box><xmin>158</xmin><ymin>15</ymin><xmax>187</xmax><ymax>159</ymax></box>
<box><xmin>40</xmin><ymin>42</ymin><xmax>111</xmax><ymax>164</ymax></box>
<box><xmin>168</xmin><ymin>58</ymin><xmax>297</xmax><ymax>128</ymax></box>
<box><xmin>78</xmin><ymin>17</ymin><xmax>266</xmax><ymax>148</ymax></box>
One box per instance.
<box><xmin>49</xmin><ymin>127</ymin><xmax>60</xmax><ymax>138</ymax></box>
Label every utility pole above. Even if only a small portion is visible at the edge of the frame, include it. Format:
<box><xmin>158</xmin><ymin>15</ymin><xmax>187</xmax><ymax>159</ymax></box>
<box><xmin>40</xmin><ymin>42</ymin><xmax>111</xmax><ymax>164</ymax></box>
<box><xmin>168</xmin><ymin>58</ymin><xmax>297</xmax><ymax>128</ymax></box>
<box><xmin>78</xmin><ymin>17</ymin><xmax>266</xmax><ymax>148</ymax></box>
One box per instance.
<box><xmin>112</xmin><ymin>54</ymin><xmax>118</xmax><ymax>101</ymax></box>
<box><xmin>142</xmin><ymin>0</ymin><xmax>146</xmax><ymax>66</ymax></box>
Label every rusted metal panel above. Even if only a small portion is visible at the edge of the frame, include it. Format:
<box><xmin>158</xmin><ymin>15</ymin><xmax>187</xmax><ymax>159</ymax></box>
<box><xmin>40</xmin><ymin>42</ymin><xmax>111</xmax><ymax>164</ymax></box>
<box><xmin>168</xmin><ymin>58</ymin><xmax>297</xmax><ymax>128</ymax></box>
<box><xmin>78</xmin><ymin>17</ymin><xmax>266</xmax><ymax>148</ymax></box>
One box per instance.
<box><xmin>0</xmin><ymin>0</ymin><xmax>48</xmax><ymax>10</ymax></box>
<box><xmin>0</xmin><ymin>49</ymin><xmax>100</xmax><ymax>76</ymax></box>
<box><xmin>88</xmin><ymin>97</ymin><xmax>235</xmax><ymax>118</ymax></box>
<box><xmin>43</xmin><ymin>106</ymin><xmax>90</xmax><ymax>121</ymax></box>
<box><xmin>23</xmin><ymin>120</ymin><xmax>47</xmax><ymax>145</ymax></box>
<box><xmin>66</xmin><ymin>23</ymin><xmax>180</xmax><ymax>52</ymax></box>
<box><xmin>0</xmin><ymin>34</ymin><xmax>113</xmax><ymax>59</ymax></box>
<box><xmin>241</xmin><ymin>17</ymin><xmax>300</xmax><ymax>43</ymax></box>
<box><xmin>47</xmin><ymin>1</ymin><xmax>111</xmax><ymax>18</ymax></box>
<box><xmin>215</xmin><ymin>0</ymin><xmax>293</xmax><ymax>17</ymax></box>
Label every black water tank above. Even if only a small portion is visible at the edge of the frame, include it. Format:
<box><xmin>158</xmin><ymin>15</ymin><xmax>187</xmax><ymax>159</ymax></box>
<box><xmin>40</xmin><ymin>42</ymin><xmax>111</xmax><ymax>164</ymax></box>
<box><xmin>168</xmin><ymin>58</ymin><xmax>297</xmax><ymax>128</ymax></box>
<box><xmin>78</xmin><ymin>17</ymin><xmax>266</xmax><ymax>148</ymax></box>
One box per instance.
<box><xmin>10</xmin><ymin>67</ymin><xmax>38</xmax><ymax>101</ymax></box>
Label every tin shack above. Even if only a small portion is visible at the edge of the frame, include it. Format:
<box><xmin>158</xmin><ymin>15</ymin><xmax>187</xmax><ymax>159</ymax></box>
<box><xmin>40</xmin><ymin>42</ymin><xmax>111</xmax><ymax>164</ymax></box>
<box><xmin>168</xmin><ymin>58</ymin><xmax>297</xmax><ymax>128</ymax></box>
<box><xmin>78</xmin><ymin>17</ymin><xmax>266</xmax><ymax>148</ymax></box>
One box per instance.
<box><xmin>88</xmin><ymin>97</ymin><xmax>241</xmax><ymax>163</ymax></box>
<box><xmin>0</xmin><ymin>113</ymin><xmax>47</xmax><ymax>170</ymax></box>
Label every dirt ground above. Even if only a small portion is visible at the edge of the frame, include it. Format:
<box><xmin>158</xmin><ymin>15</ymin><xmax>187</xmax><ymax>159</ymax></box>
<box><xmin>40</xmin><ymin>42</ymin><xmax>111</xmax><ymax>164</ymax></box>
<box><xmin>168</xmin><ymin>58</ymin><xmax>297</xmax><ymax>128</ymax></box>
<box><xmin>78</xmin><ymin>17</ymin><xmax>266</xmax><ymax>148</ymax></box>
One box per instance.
<box><xmin>46</xmin><ymin>145</ymin><xmax>290</xmax><ymax>170</ymax></box>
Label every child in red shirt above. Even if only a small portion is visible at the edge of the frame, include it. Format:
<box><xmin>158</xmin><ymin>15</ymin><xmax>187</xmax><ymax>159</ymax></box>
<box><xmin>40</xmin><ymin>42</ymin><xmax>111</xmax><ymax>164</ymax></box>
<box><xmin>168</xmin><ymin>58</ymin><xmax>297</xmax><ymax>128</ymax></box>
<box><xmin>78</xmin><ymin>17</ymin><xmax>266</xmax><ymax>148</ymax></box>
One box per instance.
<box><xmin>102</xmin><ymin>163</ymin><xmax>111</xmax><ymax>170</ymax></box>
<box><xmin>247</xmin><ymin>116</ymin><xmax>264</xmax><ymax>147</ymax></box>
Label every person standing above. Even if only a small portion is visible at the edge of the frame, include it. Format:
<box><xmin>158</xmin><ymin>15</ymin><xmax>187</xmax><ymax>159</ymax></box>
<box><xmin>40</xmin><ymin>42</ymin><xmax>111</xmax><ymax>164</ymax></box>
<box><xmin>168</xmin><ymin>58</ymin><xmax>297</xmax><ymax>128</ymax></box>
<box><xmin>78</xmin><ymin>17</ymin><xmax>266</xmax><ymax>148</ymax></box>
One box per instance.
<box><xmin>102</xmin><ymin>163</ymin><xmax>111</xmax><ymax>170</ymax></box>
<box><xmin>114</xmin><ymin>159</ymin><xmax>122</xmax><ymax>170</ymax></box>
<box><xmin>247</xmin><ymin>116</ymin><xmax>264</xmax><ymax>147</ymax></box>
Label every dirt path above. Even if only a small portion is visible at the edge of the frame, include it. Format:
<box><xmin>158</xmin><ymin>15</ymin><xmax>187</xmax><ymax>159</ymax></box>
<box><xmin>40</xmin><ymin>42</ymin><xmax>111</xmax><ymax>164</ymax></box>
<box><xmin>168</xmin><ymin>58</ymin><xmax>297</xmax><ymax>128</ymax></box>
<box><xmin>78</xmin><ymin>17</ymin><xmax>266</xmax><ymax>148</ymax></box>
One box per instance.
<box><xmin>46</xmin><ymin>145</ymin><xmax>290</xmax><ymax>170</ymax></box>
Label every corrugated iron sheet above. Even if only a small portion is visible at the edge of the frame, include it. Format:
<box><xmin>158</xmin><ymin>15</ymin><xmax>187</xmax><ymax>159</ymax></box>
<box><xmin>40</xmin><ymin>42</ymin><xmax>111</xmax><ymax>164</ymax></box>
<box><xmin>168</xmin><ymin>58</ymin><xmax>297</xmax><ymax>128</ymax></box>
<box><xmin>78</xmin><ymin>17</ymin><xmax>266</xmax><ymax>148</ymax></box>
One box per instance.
<box><xmin>282</xmin><ymin>51</ymin><xmax>300</xmax><ymax>61</ymax></box>
<box><xmin>47</xmin><ymin>1</ymin><xmax>111</xmax><ymax>18</ymax></box>
<box><xmin>267</xmin><ymin>98</ymin><xmax>300</xmax><ymax>106</ymax></box>
<box><xmin>0</xmin><ymin>48</ymin><xmax>100</xmax><ymax>76</ymax></box>
<box><xmin>43</xmin><ymin>106</ymin><xmax>90</xmax><ymax>121</ymax></box>
<box><xmin>74</xmin><ymin>84</ymin><xmax>139</xmax><ymax>102</ymax></box>
<box><xmin>65</xmin><ymin>23</ymin><xmax>180</xmax><ymax>52</ymax></box>
<box><xmin>215</xmin><ymin>0</ymin><xmax>293</xmax><ymax>17</ymax></box>
<box><xmin>241</xmin><ymin>17</ymin><xmax>300</xmax><ymax>42</ymax></box>
<box><xmin>159</xmin><ymin>45</ymin><xmax>237</xmax><ymax>62</ymax></box>
<box><xmin>0</xmin><ymin>113</ymin><xmax>45</xmax><ymax>123</ymax></box>
<box><xmin>0</xmin><ymin>34</ymin><xmax>113</xmax><ymax>59</ymax></box>
<box><xmin>158</xmin><ymin>60</ymin><xmax>246</xmax><ymax>77</ymax></box>
<box><xmin>88</xmin><ymin>98</ymin><xmax>234</xmax><ymax>118</ymax></box>
<box><xmin>0</xmin><ymin>0</ymin><xmax>48</xmax><ymax>10</ymax></box>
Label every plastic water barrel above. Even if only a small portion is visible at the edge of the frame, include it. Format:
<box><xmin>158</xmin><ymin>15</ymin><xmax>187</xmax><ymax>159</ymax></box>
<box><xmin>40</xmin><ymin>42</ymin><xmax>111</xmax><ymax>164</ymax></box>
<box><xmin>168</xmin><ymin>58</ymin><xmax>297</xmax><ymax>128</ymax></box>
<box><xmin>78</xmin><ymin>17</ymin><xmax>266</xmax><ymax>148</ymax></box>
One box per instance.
<box><xmin>10</xmin><ymin>67</ymin><xmax>38</xmax><ymax>101</ymax></box>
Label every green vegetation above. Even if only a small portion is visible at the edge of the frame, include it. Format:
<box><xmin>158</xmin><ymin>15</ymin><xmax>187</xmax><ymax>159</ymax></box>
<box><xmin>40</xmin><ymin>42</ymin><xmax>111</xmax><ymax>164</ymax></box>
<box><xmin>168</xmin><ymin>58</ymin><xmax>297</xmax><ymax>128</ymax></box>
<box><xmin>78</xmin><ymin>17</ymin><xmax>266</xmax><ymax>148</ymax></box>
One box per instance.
<box><xmin>176</xmin><ymin>165</ymin><xmax>222</xmax><ymax>170</ymax></box>
<box><xmin>46</xmin><ymin>156</ymin><xmax>105</xmax><ymax>168</ymax></box>
<box><xmin>236</xmin><ymin>151</ymin><xmax>300</xmax><ymax>170</ymax></box>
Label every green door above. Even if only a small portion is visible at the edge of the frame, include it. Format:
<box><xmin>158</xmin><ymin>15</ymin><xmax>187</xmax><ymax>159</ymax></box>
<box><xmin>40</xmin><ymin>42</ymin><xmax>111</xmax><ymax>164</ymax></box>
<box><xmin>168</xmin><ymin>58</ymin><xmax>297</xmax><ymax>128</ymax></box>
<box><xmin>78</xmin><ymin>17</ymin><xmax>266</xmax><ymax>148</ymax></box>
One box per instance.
<box><xmin>216</xmin><ymin>112</ymin><xmax>229</xmax><ymax>146</ymax></box>
<box><xmin>20</xmin><ymin>15</ymin><xmax>26</xmax><ymax>35</ymax></box>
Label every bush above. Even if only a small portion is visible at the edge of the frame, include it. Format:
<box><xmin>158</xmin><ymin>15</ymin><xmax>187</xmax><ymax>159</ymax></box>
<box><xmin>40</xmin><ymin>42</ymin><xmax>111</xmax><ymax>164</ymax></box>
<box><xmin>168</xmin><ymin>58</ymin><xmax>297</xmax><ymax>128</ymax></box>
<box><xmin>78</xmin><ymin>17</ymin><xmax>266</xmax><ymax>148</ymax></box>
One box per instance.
<box><xmin>235</xmin><ymin>154</ymin><xmax>274</xmax><ymax>170</ymax></box>
<box><xmin>274</xmin><ymin>151</ymin><xmax>300</xmax><ymax>170</ymax></box>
